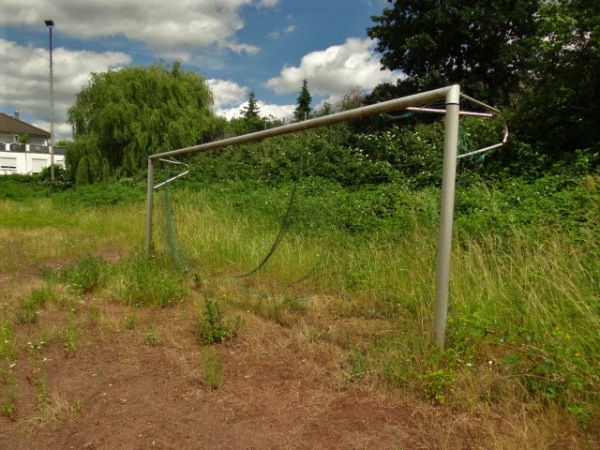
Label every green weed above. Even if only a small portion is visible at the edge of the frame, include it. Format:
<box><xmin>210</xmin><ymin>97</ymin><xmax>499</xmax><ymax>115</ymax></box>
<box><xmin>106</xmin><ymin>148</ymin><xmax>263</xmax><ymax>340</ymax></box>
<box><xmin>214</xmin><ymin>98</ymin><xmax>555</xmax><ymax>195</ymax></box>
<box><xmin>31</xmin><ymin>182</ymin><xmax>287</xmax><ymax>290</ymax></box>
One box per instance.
<box><xmin>420</xmin><ymin>369</ymin><xmax>457</xmax><ymax>404</ymax></box>
<box><xmin>200</xmin><ymin>348</ymin><xmax>223</xmax><ymax>390</ymax></box>
<box><xmin>63</xmin><ymin>314</ymin><xmax>80</xmax><ymax>356</ymax></box>
<box><xmin>15</xmin><ymin>286</ymin><xmax>54</xmax><ymax>325</ymax></box>
<box><xmin>197</xmin><ymin>299</ymin><xmax>241</xmax><ymax>345</ymax></box>
<box><xmin>143</xmin><ymin>322</ymin><xmax>162</xmax><ymax>346</ymax></box>
<box><xmin>343</xmin><ymin>349</ymin><xmax>368</xmax><ymax>384</ymax></box>
<box><xmin>118</xmin><ymin>253</ymin><xmax>188</xmax><ymax>307</ymax></box>
<box><xmin>123</xmin><ymin>314</ymin><xmax>137</xmax><ymax>330</ymax></box>
<box><xmin>53</xmin><ymin>255</ymin><xmax>108</xmax><ymax>294</ymax></box>
<box><xmin>0</xmin><ymin>320</ymin><xmax>18</xmax><ymax>420</ymax></box>
<box><xmin>88</xmin><ymin>307</ymin><xmax>101</xmax><ymax>325</ymax></box>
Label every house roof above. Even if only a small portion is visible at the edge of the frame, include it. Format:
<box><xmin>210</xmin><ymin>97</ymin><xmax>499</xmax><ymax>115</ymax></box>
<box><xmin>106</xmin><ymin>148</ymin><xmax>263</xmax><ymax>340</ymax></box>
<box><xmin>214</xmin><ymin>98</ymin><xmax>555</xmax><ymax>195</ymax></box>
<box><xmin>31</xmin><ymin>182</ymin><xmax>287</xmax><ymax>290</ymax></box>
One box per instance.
<box><xmin>0</xmin><ymin>113</ymin><xmax>51</xmax><ymax>138</ymax></box>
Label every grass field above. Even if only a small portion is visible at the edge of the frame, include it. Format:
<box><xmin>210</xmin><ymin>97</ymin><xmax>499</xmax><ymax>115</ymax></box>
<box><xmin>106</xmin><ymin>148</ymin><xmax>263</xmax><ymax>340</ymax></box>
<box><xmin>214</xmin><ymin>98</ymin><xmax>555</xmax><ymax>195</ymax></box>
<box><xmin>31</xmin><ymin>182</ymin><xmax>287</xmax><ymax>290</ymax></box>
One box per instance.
<box><xmin>0</xmin><ymin>176</ymin><xmax>599</xmax><ymax>448</ymax></box>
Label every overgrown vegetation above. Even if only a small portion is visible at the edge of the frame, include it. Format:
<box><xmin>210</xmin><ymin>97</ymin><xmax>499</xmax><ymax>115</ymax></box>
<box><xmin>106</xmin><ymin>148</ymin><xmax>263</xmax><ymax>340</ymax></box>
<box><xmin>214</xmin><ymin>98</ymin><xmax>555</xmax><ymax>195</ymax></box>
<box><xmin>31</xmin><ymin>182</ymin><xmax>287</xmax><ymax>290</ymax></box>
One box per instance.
<box><xmin>1</xmin><ymin>1</ymin><xmax>597</xmax><ymax>446</ymax></box>
<box><xmin>0</xmin><ymin>142</ymin><xmax>598</xmax><ymax>444</ymax></box>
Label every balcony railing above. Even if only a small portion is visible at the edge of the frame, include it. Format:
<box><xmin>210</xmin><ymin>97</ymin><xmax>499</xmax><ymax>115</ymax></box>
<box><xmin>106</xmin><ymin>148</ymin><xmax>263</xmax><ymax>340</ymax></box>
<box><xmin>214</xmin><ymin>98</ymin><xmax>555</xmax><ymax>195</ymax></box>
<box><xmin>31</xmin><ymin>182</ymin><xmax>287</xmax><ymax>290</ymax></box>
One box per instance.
<box><xmin>0</xmin><ymin>142</ymin><xmax>66</xmax><ymax>155</ymax></box>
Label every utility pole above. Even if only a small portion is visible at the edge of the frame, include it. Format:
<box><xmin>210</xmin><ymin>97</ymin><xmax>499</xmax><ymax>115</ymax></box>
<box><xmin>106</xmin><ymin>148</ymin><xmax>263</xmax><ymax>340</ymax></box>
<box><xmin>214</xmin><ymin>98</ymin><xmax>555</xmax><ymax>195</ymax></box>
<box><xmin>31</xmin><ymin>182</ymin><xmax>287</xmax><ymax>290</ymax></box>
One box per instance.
<box><xmin>44</xmin><ymin>19</ymin><xmax>55</xmax><ymax>180</ymax></box>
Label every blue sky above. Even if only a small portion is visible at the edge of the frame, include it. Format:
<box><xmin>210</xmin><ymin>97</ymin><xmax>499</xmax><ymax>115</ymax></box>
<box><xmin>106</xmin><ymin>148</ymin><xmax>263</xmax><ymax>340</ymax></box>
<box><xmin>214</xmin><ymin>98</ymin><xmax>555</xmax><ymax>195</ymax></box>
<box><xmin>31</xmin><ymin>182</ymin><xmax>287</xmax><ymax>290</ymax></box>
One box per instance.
<box><xmin>0</xmin><ymin>0</ymin><xmax>401</xmax><ymax>140</ymax></box>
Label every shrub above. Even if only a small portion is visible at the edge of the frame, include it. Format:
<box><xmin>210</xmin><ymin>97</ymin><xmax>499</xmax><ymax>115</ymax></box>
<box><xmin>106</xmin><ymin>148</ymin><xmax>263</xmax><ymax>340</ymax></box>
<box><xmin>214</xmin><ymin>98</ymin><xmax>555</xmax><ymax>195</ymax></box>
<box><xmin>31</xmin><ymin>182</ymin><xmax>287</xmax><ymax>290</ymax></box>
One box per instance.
<box><xmin>196</xmin><ymin>299</ymin><xmax>241</xmax><ymax>345</ymax></box>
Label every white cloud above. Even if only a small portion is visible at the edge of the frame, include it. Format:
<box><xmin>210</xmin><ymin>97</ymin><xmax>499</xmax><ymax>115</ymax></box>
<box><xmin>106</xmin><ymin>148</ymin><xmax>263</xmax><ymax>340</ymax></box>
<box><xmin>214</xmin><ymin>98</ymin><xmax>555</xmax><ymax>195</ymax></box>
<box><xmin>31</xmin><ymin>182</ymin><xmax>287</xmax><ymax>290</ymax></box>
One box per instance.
<box><xmin>207</xmin><ymin>78</ymin><xmax>294</xmax><ymax>121</ymax></box>
<box><xmin>269</xmin><ymin>24</ymin><xmax>298</xmax><ymax>40</ymax></box>
<box><xmin>0</xmin><ymin>39</ymin><xmax>131</xmax><ymax>140</ymax></box>
<box><xmin>207</xmin><ymin>79</ymin><xmax>248</xmax><ymax>111</ymax></box>
<box><xmin>257</xmin><ymin>0</ymin><xmax>279</xmax><ymax>7</ymax></box>
<box><xmin>0</xmin><ymin>0</ymin><xmax>275</xmax><ymax>60</ymax></box>
<box><xmin>265</xmin><ymin>37</ymin><xmax>401</xmax><ymax>98</ymax></box>
<box><xmin>218</xmin><ymin>100</ymin><xmax>294</xmax><ymax>121</ymax></box>
<box><xmin>258</xmin><ymin>102</ymin><xmax>295</xmax><ymax>120</ymax></box>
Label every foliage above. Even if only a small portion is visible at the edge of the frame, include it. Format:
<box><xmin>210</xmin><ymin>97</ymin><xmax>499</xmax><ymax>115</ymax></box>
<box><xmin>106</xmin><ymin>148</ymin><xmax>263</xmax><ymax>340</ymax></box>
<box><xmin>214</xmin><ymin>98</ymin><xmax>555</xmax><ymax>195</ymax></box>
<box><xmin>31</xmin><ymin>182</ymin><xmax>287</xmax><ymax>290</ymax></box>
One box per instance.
<box><xmin>118</xmin><ymin>253</ymin><xmax>188</xmax><ymax>307</ymax></box>
<box><xmin>294</xmin><ymin>79</ymin><xmax>312</xmax><ymax>121</ymax></box>
<box><xmin>67</xmin><ymin>61</ymin><xmax>224</xmax><ymax>182</ymax></box>
<box><xmin>51</xmin><ymin>180</ymin><xmax>146</xmax><ymax>208</ymax></box>
<box><xmin>0</xmin><ymin>319</ymin><xmax>17</xmax><ymax>420</ymax></box>
<box><xmin>230</xmin><ymin>90</ymin><xmax>266</xmax><ymax>135</ymax></box>
<box><xmin>511</xmin><ymin>0</ymin><xmax>600</xmax><ymax>162</ymax></box>
<box><xmin>196</xmin><ymin>299</ymin><xmax>241</xmax><ymax>345</ymax></box>
<box><xmin>200</xmin><ymin>347</ymin><xmax>223</xmax><ymax>390</ymax></box>
<box><xmin>367</xmin><ymin>0</ymin><xmax>540</xmax><ymax>104</ymax></box>
<box><xmin>338</xmin><ymin>85</ymin><xmax>365</xmax><ymax>111</ymax></box>
<box><xmin>15</xmin><ymin>287</ymin><xmax>54</xmax><ymax>325</ymax></box>
<box><xmin>52</xmin><ymin>255</ymin><xmax>108</xmax><ymax>294</ymax></box>
<box><xmin>0</xmin><ymin>174</ymin><xmax>45</xmax><ymax>201</ymax></box>
<box><xmin>241</xmin><ymin>90</ymin><xmax>260</xmax><ymax>120</ymax></box>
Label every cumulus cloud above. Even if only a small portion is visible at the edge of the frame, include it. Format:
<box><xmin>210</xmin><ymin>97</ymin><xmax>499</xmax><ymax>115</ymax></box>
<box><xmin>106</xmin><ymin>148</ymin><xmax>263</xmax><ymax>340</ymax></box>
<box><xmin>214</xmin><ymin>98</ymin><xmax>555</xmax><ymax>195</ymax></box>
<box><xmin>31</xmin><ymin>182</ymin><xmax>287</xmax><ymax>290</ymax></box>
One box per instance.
<box><xmin>207</xmin><ymin>78</ymin><xmax>294</xmax><ymax>120</ymax></box>
<box><xmin>207</xmin><ymin>79</ymin><xmax>248</xmax><ymax>112</ymax></box>
<box><xmin>219</xmin><ymin>100</ymin><xmax>294</xmax><ymax>121</ymax></box>
<box><xmin>265</xmin><ymin>37</ymin><xmax>401</xmax><ymax>98</ymax></box>
<box><xmin>258</xmin><ymin>102</ymin><xmax>295</xmax><ymax>120</ymax></box>
<box><xmin>1</xmin><ymin>0</ymin><xmax>274</xmax><ymax>60</ymax></box>
<box><xmin>0</xmin><ymin>39</ymin><xmax>131</xmax><ymax>140</ymax></box>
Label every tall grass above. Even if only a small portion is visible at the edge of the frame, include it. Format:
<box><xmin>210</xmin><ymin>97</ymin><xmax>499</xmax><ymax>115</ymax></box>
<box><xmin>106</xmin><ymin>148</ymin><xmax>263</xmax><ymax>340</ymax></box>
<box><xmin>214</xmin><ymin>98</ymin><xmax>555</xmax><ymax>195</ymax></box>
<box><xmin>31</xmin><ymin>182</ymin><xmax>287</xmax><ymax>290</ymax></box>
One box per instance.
<box><xmin>0</xmin><ymin>174</ymin><xmax>597</xmax><ymax>425</ymax></box>
<box><xmin>0</xmin><ymin>197</ymin><xmax>145</xmax><ymax>273</ymax></box>
<box><xmin>158</xmin><ymin>179</ymin><xmax>599</xmax><ymax>421</ymax></box>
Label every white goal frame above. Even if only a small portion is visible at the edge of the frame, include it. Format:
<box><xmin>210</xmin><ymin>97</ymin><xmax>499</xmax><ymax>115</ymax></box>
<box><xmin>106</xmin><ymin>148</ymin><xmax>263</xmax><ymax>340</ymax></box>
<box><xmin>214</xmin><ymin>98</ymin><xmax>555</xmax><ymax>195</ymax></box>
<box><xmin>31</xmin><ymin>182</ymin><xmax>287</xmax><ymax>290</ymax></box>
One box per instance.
<box><xmin>146</xmin><ymin>85</ymin><xmax>502</xmax><ymax>348</ymax></box>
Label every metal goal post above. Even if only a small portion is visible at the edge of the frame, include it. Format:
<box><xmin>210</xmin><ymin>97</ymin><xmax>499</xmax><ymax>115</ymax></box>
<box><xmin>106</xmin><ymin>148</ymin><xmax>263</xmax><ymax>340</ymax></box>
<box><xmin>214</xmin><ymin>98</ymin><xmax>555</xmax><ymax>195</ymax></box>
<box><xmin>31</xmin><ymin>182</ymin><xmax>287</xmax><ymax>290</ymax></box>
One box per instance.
<box><xmin>146</xmin><ymin>85</ymin><xmax>496</xmax><ymax>348</ymax></box>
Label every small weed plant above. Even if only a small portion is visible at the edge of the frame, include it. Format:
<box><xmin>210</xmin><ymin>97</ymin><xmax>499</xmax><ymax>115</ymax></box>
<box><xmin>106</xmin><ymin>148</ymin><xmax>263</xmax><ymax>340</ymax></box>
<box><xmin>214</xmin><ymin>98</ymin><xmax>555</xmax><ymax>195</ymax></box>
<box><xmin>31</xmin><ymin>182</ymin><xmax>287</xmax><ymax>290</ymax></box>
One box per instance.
<box><xmin>63</xmin><ymin>314</ymin><xmax>80</xmax><ymax>356</ymax></box>
<box><xmin>123</xmin><ymin>314</ymin><xmax>137</xmax><ymax>330</ymax></box>
<box><xmin>197</xmin><ymin>299</ymin><xmax>241</xmax><ymax>345</ymax></box>
<box><xmin>53</xmin><ymin>255</ymin><xmax>108</xmax><ymax>294</ymax></box>
<box><xmin>15</xmin><ymin>286</ymin><xmax>54</xmax><ymax>325</ymax></box>
<box><xmin>143</xmin><ymin>322</ymin><xmax>163</xmax><ymax>346</ymax></box>
<box><xmin>200</xmin><ymin>348</ymin><xmax>223</xmax><ymax>390</ymax></box>
<box><xmin>119</xmin><ymin>253</ymin><xmax>188</xmax><ymax>307</ymax></box>
<box><xmin>0</xmin><ymin>320</ymin><xmax>18</xmax><ymax>420</ymax></box>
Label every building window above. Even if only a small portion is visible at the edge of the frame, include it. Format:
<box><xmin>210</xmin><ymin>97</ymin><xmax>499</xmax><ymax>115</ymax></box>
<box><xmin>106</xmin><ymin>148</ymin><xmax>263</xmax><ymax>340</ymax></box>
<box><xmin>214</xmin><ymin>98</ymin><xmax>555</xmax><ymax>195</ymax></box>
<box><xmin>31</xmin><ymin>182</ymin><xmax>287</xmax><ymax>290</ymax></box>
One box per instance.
<box><xmin>0</xmin><ymin>156</ymin><xmax>17</xmax><ymax>170</ymax></box>
<box><xmin>32</xmin><ymin>158</ymin><xmax>47</xmax><ymax>173</ymax></box>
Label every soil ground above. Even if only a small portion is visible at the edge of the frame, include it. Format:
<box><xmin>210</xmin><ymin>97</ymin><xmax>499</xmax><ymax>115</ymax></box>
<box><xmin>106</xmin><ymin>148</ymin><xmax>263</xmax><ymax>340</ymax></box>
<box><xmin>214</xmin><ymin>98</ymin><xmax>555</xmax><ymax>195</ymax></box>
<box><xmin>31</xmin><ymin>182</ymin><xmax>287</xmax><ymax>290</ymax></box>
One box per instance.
<box><xmin>0</xmin><ymin>265</ymin><xmax>426</xmax><ymax>450</ymax></box>
<box><xmin>0</xmin><ymin>260</ymin><xmax>594</xmax><ymax>450</ymax></box>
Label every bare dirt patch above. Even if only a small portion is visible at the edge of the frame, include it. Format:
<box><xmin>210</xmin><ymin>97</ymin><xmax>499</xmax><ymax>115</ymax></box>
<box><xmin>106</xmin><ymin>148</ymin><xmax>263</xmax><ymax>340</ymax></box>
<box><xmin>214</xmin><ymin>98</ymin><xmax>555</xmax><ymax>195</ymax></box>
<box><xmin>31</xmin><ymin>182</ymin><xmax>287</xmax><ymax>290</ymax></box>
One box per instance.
<box><xmin>1</xmin><ymin>264</ymin><xmax>596</xmax><ymax>450</ymax></box>
<box><xmin>0</xmin><ymin>267</ymin><xmax>421</xmax><ymax>450</ymax></box>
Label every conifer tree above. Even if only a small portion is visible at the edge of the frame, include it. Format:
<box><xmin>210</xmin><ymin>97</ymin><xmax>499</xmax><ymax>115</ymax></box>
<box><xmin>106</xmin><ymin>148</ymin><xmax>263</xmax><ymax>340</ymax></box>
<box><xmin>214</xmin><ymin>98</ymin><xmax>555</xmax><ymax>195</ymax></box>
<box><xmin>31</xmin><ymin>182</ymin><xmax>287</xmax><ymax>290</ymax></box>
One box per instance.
<box><xmin>294</xmin><ymin>79</ymin><xmax>312</xmax><ymax>121</ymax></box>
<box><xmin>240</xmin><ymin>90</ymin><xmax>260</xmax><ymax>120</ymax></box>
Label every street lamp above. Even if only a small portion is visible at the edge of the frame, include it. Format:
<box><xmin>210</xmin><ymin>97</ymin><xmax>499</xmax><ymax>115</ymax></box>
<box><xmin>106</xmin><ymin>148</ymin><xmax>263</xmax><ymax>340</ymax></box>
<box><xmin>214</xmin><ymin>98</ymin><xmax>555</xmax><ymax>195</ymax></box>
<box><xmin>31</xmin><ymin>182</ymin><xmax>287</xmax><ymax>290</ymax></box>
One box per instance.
<box><xmin>44</xmin><ymin>19</ymin><xmax>55</xmax><ymax>180</ymax></box>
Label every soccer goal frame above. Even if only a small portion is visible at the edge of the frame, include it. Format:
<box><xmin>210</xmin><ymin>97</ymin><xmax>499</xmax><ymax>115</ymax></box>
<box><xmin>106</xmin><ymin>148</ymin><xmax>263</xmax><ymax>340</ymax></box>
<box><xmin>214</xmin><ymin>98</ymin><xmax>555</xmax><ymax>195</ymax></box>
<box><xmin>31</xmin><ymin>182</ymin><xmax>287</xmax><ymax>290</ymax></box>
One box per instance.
<box><xmin>146</xmin><ymin>85</ymin><xmax>503</xmax><ymax>348</ymax></box>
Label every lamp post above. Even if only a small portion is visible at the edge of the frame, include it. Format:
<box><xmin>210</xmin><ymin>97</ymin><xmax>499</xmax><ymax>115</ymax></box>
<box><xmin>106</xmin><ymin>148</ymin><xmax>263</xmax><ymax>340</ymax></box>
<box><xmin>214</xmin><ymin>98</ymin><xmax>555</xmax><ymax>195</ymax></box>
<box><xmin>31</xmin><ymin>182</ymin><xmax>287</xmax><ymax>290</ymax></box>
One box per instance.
<box><xmin>44</xmin><ymin>19</ymin><xmax>55</xmax><ymax>180</ymax></box>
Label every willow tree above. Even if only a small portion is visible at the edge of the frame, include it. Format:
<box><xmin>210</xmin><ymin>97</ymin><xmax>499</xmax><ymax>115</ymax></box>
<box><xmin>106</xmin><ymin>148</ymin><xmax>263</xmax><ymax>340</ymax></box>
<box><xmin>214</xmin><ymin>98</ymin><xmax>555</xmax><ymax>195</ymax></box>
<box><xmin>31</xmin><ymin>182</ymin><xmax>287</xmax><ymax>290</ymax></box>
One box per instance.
<box><xmin>67</xmin><ymin>61</ymin><xmax>224</xmax><ymax>183</ymax></box>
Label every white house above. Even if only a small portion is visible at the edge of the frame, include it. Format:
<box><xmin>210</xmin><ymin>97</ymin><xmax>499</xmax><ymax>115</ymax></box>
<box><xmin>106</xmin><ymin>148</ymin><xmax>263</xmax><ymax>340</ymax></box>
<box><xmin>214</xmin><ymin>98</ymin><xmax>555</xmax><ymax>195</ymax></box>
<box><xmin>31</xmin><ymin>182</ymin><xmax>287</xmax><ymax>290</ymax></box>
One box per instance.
<box><xmin>0</xmin><ymin>112</ymin><xmax>66</xmax><ymax>175</ymax></box>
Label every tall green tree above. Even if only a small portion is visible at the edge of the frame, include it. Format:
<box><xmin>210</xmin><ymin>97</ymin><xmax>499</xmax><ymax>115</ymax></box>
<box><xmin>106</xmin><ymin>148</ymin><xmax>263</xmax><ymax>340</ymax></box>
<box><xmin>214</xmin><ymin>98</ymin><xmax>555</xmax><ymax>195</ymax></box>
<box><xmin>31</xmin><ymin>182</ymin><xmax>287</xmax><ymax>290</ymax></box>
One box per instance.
<box><xmin>512</xmin><ymin>0</ymin><xmax>600</xmax><ymax>162</ymax></box>
<box><xmin>240</xmin><ymin>90</ymin><xmax>260</xmax><ymax>120</ymax></box>
<box><xmin>67</xmin><ymin>61</ymin><xmax>224</xmax><ymax>183</ymax></box>
<box><xmin>367</xmin><ymin>0</ymin><xmax>540</xmax><ymax>104</ymax></box>
<box><xmin>234</xmin><ymin>90</ymin><xmax>265</xmax><ymax>134</ymax></box>
<box><xmin>294</xmin><ymin>79</ymin><xmax>312</xmax><ymax>121</ymax></box>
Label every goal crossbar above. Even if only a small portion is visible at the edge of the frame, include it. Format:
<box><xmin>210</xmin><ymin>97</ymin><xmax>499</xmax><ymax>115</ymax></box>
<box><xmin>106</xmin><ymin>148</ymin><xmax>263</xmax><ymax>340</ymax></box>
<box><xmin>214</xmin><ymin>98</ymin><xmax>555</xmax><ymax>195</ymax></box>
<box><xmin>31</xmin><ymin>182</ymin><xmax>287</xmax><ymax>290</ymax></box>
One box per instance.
<box><xmin>146</xmin><ymin>85</ymin><xmax>467</xmax><ymax>347</ymax></box>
